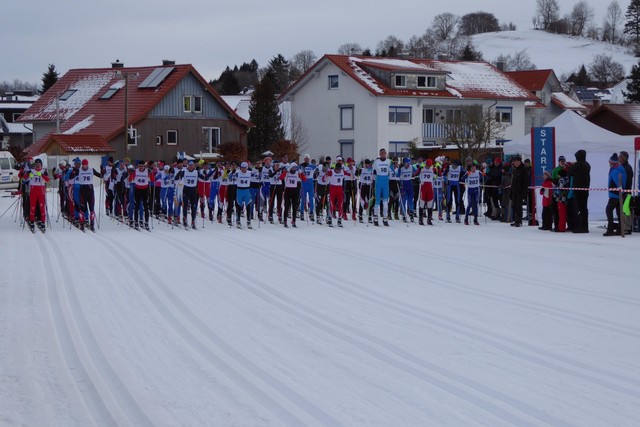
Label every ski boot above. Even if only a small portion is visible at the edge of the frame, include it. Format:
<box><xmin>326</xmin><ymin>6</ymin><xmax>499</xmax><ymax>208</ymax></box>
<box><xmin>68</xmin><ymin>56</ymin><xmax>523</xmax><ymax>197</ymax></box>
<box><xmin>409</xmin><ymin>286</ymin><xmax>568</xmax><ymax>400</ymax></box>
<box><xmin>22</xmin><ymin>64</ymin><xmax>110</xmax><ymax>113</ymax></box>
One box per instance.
<box><xmin>90</xmin><ymin>221</ymin><xmax>95</xmax><ymax>232</ymax></box>
<box><xmin>29</xmin><ymin>221</ymin><xmax>36</xmax><ymax>233</ymax></box>
<box><xmin>382</xmin><ymin>218</ymin><xmax>389</xmax><ymax>226</ymax></box>
<box><xmin>464</xmin><ymin>218</ymin><xmax>469</xmax><ymax>225</ymax></box>
<box><xmin>473</xmin><ymin>218</ymin><xmax>480</xmax><ymax>225</ymax></box>
<box><xmin>402</xmin><ymin>216</ymin><xmax>408</xmax><ymax>223</ymax></box>
<box><xmin>327</xmin><ymin>217</ymin><xmax>333</xmax><ymax>227</ymax></box>
<box><xmin>291</xmin><ymin>221</ymin><xmax>297</xmax><ymax>228</ymax></box>
<box><xmin>427</xmin><ymin>218</ymin><xmax>433</xmax><ymax>226</ymax></box>
<box><xmin>39</xmin><ymin>222</ymin><xmax>46</xmax><ymax>233</ymax></box>
<box><xmin>247</xmin><ymin>222</ymin><xmax>253</xmax><ymax>230</ymax></box>
<box><xmin>358</xmin><ymin>215</ymin><xmax>363</xmax><ymax>223</ymax></box>
<box><xmin>284</xmin><ymin>220</ymin><xmax>289</xmax><ymax>228</ymax></box>
<box><xmin>373</xmin><ymin>216</ymin><xmax>379</xmax><ymax>226</ymax></box>
<box><xmin>236</xmin><ymin>221</ymin><xmax>242</xmax><ymax>229</ymax></box>
<box><xmin>145</xmin><ymin>222</ymin><xmax>151</xmax><ymax>231</ymax></box>
<box><xmin>167</xmin><ymin>216</ymin><xmax>172</xmax><ymax>225</ymax></box>
<box><xmin>338</xmin><ymin>218</ymin><xmax>343</xmax><ymax>228</ymax></box>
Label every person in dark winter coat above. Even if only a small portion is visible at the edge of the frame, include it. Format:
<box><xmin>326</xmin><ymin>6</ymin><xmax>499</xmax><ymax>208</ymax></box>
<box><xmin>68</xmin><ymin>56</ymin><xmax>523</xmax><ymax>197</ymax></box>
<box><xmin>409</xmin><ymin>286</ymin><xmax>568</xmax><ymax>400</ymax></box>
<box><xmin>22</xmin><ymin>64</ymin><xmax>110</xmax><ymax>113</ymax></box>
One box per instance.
<box><xmin>567</xmin><ymin>149</ymin><xmax>591</xmax><ymax>233</ymax></box>
<box><xmin>510</xmin><ymin>156</ymin><xmax>528</xmax><ymax>227</ymax></box>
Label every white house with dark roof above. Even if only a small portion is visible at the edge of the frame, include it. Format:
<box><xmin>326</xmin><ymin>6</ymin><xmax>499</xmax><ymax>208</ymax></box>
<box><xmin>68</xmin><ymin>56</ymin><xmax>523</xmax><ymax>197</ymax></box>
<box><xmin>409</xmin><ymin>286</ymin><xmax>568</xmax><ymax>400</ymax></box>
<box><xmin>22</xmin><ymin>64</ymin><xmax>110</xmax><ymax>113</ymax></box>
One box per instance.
<box><xmin>279</xmin><ymin>55</ymin><xmax>538</xmax><ymax>161</ymax></box>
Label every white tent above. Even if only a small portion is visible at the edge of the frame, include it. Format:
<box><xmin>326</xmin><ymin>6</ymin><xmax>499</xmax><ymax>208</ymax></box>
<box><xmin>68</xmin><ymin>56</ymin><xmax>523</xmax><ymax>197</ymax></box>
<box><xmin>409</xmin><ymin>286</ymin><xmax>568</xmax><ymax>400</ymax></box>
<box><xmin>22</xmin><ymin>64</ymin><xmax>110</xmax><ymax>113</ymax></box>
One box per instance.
<box><xmin>504</xmin><ymin>110</ymin><xmax>635</xmax><ymax>220</ymax></box>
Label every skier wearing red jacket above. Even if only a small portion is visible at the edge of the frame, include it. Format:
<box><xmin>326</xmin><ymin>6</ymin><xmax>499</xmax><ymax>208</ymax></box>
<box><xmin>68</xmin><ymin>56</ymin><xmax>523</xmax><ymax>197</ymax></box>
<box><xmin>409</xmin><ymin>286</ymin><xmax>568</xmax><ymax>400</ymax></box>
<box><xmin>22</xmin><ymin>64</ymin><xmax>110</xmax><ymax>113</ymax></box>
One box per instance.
<box><xmin>27</xmin><ymin>158</ymin><xmax>50</xmax><ymax>232</ymax></box>
<box><xmin>321</xmin><ymin>162</ymin><xmax>351</xmax><ymax>227</ymax></box>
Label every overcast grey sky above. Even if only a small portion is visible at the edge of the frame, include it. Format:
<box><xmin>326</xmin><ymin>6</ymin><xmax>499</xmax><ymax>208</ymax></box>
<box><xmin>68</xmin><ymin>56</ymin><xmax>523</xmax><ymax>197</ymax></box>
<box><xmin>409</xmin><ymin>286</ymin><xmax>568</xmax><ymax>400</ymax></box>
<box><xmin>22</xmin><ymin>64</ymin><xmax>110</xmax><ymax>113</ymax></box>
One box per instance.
<box><xmin>2</xmin><ymin>0</ymin><xmax>616</xmax><ymax>85</ymax></box>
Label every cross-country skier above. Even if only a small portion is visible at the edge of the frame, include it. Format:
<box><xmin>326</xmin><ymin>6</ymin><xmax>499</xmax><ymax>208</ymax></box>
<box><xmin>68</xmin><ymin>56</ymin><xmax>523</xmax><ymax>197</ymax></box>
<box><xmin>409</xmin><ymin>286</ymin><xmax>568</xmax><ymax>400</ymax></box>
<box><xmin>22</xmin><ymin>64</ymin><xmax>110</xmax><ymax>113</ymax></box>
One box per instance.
<box><xmin>26</xmin><ymin>158</ymin><xmax>50</xmax><ymax>232</ymax></box>
<box><xmin>299</xmin><ymin>154</ymin><xmax>316</xmax><ymax>222</ymax></box>
<box><xmin>279</xmin><ymin>162</ymin><xmax>306</xmax><ymax>228</ymax></box>
<box><xmin>372</xmin><ymin>148</ymin><xmax>393</xmax><ymax>226</ymax></box>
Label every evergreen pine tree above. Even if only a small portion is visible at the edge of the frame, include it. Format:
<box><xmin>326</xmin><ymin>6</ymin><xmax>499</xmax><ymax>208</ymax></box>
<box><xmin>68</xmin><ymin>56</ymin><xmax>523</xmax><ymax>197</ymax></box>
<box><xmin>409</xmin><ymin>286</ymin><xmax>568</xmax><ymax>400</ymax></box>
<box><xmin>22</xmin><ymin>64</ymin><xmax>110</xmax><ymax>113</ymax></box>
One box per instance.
<box><xmin>247</xmin><ymin>73</ymin><xmax>284</xmax><ymax>159</ymax></box>
<box><xmin>624</xmin><ymin>59</ymin><xmax>640</xmax><ymax>102</ymax></box>
<box><xmin>267</xmin><ymin>54</ymin><xmax>291</xmax><ymax>93</ymax></box>
<box><xmin>219</xmin><ymin>66</ymin><xmax>240</xmax><ymax>95</ymax></box>
<box><xmin>461</xmin><ymin>44</ymin><xmax>478</xmax><ymax>61</ymax></box>
<box><xmin>624</xmin><ymin>0</ymin><xmax>640</xmax><ymax>47</ymax></box>
<box><xmin>40</xmin><ymin>64</ymin><xmax>59</xmax><ymax>95</ymax></box>
<box><xmin>575</xmin><ymin>65</ymin><xmax>590</xmax><ymax>86</ymax></box>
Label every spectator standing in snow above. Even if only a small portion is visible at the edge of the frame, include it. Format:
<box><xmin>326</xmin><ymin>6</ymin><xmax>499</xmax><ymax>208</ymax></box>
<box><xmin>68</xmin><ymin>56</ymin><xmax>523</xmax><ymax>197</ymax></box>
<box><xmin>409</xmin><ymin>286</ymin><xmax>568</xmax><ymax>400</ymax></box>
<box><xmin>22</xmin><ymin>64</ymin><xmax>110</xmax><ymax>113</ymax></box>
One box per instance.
<box><xmin>567</xmin><ymin>149</ymin><xmax>591</xmax><ymax>233</ymax></box>
<box><xmin>510</xmin><ymin>156</ymin><xmax>527</xmax><ymax>227</ymax></box>
<box><xmin>604</xmin><ymin>153</ymin><xmax>627</xmax><ymax>236</ymax></box>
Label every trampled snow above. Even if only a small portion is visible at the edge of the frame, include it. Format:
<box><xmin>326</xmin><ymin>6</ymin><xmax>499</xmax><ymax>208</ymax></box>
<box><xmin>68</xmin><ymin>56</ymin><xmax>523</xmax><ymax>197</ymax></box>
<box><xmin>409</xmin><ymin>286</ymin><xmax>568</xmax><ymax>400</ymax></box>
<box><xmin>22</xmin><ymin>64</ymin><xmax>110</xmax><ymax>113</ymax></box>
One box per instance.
<box><xmin>1</xmin><ymin>190</ymin><xmax>639</xmax><ymax>426</ymax></box>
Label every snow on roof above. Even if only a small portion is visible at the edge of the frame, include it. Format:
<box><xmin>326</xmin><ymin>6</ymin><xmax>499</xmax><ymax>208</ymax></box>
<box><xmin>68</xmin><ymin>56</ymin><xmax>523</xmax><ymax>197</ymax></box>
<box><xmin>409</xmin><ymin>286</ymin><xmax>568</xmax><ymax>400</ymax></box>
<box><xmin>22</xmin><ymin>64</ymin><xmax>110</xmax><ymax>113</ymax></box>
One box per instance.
<box><xmin>431</xmin><ymin>60</ymin><xmax>533</xmax><ymax>100</ymax></box>
<box><xmin>20</xmin><ymin>71</ymin><xmax>115</xmax><ymax>122</ymax></box>
<box><xmin>551</xmin><ymin>92</ymin><xmax>587</xmax><ymax>111</ymax></box>
<box><xmin>356</xmin><ymin>58</ymin><xmax>434</xmax><ymax>71</ymax></box>
<box><xmin>0</xmin><ymin>103</ymin><xmax>35</xmax><ymax>109</ymax></box>
<box><xmin>0</xmin><ymin>122</ymin><xmax>32</xmax><ymax>134</ymax></box>
<box><xmin>62</xmin><ymin>114</ymin><xmax>94</xmax><ymax>134</ymax></box>
<box><xmin>348</xmin><ymin>57</ymin><xmax>384</xmax><ymax>94</ymax></box>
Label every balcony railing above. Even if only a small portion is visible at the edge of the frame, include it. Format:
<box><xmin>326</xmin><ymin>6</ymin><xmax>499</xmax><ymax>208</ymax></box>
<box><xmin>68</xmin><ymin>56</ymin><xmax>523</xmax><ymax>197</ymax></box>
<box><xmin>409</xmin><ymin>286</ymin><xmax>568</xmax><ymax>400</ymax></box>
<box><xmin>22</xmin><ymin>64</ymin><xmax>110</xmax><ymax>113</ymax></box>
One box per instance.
<box><xmin>423</xmin><ymin>123</ymin><xmax>475</xmax><ymax>140</ymax></box>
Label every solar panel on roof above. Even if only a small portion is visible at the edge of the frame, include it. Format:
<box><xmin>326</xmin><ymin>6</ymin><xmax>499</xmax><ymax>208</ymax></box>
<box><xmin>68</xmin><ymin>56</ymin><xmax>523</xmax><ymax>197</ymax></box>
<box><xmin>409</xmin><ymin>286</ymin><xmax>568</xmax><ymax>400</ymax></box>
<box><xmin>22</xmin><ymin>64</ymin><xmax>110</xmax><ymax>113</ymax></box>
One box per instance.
<box><xmin>138</xmin><ymin>68</ymin><xmax>165</xmax><ymax>88</ymax></box>
<box><xmin>138</xmin><ymin>67</ymin><xmax>174</xmax><ymax>89</ymax></box>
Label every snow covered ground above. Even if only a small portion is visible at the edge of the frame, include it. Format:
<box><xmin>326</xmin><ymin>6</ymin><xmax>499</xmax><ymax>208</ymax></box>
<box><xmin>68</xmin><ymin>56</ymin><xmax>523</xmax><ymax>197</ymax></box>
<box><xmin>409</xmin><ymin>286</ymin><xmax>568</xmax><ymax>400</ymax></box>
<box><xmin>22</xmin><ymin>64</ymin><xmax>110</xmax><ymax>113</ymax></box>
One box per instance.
<box><xmin>1</xmin><ymin>189</ymin><xmax>639</xmax><ymax>426</ymax></box>
<box><xmin>472</xmin><ymin>29</ymin><xmax>638</xmax><ymax>77</ymax></box>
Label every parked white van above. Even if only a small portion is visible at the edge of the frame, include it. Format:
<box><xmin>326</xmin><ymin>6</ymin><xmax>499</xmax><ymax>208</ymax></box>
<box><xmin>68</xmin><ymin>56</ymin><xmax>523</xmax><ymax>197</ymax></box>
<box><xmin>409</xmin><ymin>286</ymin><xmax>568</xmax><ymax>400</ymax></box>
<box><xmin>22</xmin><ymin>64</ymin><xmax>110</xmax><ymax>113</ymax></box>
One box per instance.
<box><xmin>0</xmin><ymin>151</ymin><xmax>19</xmax><ymax>189</ymax></box>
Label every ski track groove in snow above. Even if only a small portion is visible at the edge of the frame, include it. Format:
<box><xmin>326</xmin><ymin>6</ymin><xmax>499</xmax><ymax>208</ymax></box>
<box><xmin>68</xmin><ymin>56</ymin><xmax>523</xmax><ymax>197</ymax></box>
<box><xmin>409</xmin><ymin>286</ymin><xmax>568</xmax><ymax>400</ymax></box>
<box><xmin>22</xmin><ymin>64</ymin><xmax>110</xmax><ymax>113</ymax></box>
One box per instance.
<box><xmin>93</xmin><ymin>233</ymin><xmax>342</xmax><ymax>427</ymax></box>
<box><xmin>38</xmin><ymin>235</ymin><xmax>154</xmax><ymax>427</ymax></box>
<box><xmin>210</xmin><ymin>233</ymin><xmax>640</xmax><ymax>397</ymax></box>
<box><xmin>282</xmin><ymin>233</ymin><xmax>640</xmax><ymax>339</ymax></box>
<box><xmin>148</xmin><ymin>232</ymin><xmax>576</xmax><ymax>427</ymax></box>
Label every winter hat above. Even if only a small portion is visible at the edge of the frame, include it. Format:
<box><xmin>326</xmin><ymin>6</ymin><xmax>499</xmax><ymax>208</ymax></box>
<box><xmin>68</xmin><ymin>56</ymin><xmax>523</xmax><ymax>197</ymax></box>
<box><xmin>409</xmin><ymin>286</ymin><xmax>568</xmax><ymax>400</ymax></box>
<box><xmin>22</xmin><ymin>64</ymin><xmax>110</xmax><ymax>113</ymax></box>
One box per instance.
<box><xmin>303</xmin><ymin>153</ymin><xmax>310</xmax><ymax>159</ymax></box>
<box><xmin>558</xmin><ymin>155</ymin><xmax>566</xmax><ymax>162</ymax></box>
<box><xmin>163</xmin><ymin>165</ymin><xmax>170</xmax><ymax>171</ymax></box>
<box><xmin>34</xmin><ymin>158</ymin><xmax>42</xmax><ymax>165</ymax></box>
<box><xmin>59</xmin><ymin>160</ymin><xmax>67</xmax><ymax>166</ymax></box>
<box><xmin>73</xmin><ymin>157</ymin><xmax>81</xmax><ymax>164</ymax></box>
<box><xmin>609</xmin><ymin>153</ymin><xmax>619</xmax><ymax>163</ymax></box>
<box><xmin>403</xmin><ymin>157</ymin><xmax>411</xmax><ymax>164</ymax></box>
<box><xmin>425</xmin><ymin>159</ymin><xmax>433</xmax><ymax>166</ymax></box>
<box><xmin>81</xmin><ymin>159</ymin><xmax>89</xmax><ymax>166</ymax></box>
<box><xmin>543</xmin><ymin>170</ymin><xmax>552</xmax><ymax>178</ymax></box>
<box><xmin>346</xmin><ymin>157</ymin><xmax>354</xmax><ymax>163</ymax></box>
<box><xmin>290</xmin><ymin>162</ymin><xmax>298</xmax><ymax>170</ymax></box>
<box><xmin>336</xmin><ymin>156</ymin><xmax>343</xmax><ymax>162</ymax></box>
<box><xmin>364</xmin><ymin>158</ymin><xmax>372</xmax><ymax>165</ymax></box>
<box><xmin>240</xmin><ymin>162</ymin><xmax>248</xmax><ymax>168</ymax></box>
<box><xmin>465</xmin><ymin>156</ymin><xmax>473</xmax><ymax>164</ymax></box>
<box><xmin>127</xmin><ymin>165</ymin><xmax>134</xmax><ymax>170</ymax></box>
<box><xmin>494</xmin><ymin>157</ymin><xmax>502</xmax><ymax>163</ymax></box>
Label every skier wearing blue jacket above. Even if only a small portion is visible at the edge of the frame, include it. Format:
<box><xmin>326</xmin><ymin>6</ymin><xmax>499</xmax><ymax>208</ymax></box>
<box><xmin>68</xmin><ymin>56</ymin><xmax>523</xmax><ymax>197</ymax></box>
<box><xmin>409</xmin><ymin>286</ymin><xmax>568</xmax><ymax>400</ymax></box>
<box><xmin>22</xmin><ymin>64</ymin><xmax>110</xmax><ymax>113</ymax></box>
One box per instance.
<box><xmin>397</xmin><ymin>157</ymin><xmax>416</xmax><ymax>222</ymax></box>
<box><xmin>463</xmin><ymin>162</ymin><xmax>484</xmax><ymax>225</ymax></box>
<box><xmin>299</xmin><ymin>154</ymin><xmax>316</xmax><ymax>222</ymax></box>
<box><xmin>373</xmin><ymin>148</ymin><xmax>393</xmax><ymax>226</ymax></box>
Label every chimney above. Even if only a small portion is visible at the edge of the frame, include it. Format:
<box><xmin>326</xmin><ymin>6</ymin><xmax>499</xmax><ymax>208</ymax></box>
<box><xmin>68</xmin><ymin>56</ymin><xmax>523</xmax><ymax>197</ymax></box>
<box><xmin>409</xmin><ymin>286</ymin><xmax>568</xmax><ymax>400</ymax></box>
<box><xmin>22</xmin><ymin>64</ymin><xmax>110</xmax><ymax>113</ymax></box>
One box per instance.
<box><xmin>496</xmin><ymin>61</ymin><xmax>506</xmax><ymax>72</ymax></box>
<box><xmin>111</xmin><ymin>59</ymin><xmax>124</xmax><ymax>68</ymax></box>
<box><xmin>162</xmin><ymin>59</ymin><xmax>176</xmax><ymax>66</ymax></box>
<box><xmin>593</xmin><ymin>98</ymin><xmax>602</xmax><ymax>109</ymax></box>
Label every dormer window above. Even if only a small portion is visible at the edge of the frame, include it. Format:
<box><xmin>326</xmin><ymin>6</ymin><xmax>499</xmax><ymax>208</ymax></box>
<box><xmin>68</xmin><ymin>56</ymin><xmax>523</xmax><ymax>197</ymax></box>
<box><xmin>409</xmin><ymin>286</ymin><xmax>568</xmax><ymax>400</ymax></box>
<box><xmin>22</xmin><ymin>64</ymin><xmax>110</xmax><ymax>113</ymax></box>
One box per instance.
<box><xmin>395</xmin><ymin>75</ymin><xmax>407</xmax><ymax>88</ymax></box>
<box><xmin>417</xmin><ymin>76</ymin><xmax>437</xmax><ymax>89</ymax></box>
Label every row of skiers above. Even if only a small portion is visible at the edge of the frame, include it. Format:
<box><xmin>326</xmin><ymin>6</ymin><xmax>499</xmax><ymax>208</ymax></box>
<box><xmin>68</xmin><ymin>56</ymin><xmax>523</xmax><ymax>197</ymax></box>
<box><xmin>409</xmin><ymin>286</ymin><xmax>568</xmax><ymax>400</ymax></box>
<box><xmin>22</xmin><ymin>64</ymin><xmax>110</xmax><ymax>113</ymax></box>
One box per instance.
<box><xmin>89</xmin><ymin>149</ymin><xmax>507</xmax><ymax>230</ymax></box>
<box><xmin>19</xmin><ymin>150</ymin><xmax>534</xmax><ymax>233</ymax></box>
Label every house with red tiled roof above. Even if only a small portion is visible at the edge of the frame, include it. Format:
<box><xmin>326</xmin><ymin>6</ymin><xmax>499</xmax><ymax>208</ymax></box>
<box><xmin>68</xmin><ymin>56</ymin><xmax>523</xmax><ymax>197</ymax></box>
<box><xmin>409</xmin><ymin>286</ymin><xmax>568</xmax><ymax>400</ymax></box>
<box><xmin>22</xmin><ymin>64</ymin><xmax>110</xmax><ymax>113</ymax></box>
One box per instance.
<box><xmin>585</xmin><ymin>104</ymin><xmax>640</xmax><ymax>135</ymax></box>
<box><xmin>505</xmin><ymin>69</ymin><xmax>587</xmax><ymax>131</ymax></box>
<box><xmin>18</xmin><ymin>60</ymin><xmax>251</xmax><ymax>164</ymax></box>
<box><xmin>280</xmin><ymin>55</ymin><xmax>538</xmax><ymax>161</ymax></box>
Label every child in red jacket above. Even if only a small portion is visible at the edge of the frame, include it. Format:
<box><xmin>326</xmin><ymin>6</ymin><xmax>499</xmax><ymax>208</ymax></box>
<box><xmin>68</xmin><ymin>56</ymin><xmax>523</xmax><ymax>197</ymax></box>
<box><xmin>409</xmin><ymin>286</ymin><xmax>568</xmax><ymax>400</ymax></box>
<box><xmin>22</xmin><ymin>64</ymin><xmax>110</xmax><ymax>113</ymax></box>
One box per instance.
<box><xmin>539</xmin><ymin>170</ymin><xmax>553</xmax><ymax>231</ymax></box>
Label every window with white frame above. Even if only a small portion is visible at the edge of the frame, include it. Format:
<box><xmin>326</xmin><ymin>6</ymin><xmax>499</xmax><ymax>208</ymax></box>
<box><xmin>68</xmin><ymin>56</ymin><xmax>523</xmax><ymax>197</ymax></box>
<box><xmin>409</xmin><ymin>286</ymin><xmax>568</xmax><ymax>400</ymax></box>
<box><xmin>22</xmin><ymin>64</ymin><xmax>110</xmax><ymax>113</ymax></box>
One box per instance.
<box><xmin>389</xmin><ymin>106</ymin><xmax>412</xmax><ymax>124</ymax></box>
<box><xmin>495</xmin><ymin>107</ymin><xmax>512</xmax><ymax>124</ymax></box>
<box><xmin>194</xmin><ymin>96</ymin><xmax>202</xmax><ymax>113</ymax></box>
<box><xmin>156</xmin><ymin>135</ymin><xmax>162</xmax><ymax>146</ymax></box>
<box><xmin>422</xmin><ymin>108</ymin><xmax>435</xmax><ymax>123</ymax></box>
<box><xmin>328</xmin><ymin>75</ymin><xmax>339</xmax><ymax>89</ymax></box>
<box><xmin>183</xmin><ymin>96</ymin><xmax>192</xmax><ymax>113</ymax></box>
<box><xmin>340</xmin><ymin>105</ymin><xmax>354</xmax><ymax>130</ymax></box>
<box><xmin>167</xmin><ymin>130</ymin><xmax>178</xmax><ymax>145</ymax></box>
<box><xmin>12</xmin><ymin>113</ymin><xmax>21</xmax><ymax>121</ymax></box>
<box><xmin>417</xmin><ymin>76</ymin><xmax>437</xmax><ymax>88</ymax></box>
<box><xmin>394</xmin><ymin>75</ymin><xmax>407</xmax><ymax>88</ymax></box>
<box><xmin>339</xmin><ymin>140</ymin><xmax>354</xmax><ymax>160</ymax></box>
<box><xmin>202</xmin><ymin>127</ymin><xmax>220</xmax><ymax>152</ymax></box>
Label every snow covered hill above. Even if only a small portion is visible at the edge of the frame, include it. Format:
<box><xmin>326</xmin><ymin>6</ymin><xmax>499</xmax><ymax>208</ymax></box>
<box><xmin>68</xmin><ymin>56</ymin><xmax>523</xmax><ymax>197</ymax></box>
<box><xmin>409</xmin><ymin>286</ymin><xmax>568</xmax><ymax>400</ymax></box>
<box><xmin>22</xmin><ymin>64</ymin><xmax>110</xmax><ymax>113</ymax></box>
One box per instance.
<box><xmin>472</xmin><ymin>29</ymin><xmax>638</xmax><ymax>78</ymax></box>
<box><xmin>1</xmin><ymin>191</ymin><xmax>639</xmax><ymax>426</ymax></box>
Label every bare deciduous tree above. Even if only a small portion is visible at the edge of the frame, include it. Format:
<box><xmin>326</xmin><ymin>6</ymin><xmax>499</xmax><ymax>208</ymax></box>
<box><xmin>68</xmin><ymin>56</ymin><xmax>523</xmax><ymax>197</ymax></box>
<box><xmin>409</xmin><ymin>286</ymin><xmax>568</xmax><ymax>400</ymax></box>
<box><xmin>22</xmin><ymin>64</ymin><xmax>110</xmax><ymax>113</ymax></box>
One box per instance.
<box><xmin>569</xmin><ymin>0</ymin><xmax>594</xmax><ymax>36</ymax></box>
<box><xmin>444</xmin><ymin>105</ymin><xmax>506</xmax><ymax>162</ymax></box>
<box><xmin>536</xmin><ymin>0</ymin><xmax>560</xmax><ymax>30</ymax></box>
<box><xmin>431</xmin><ymin>13</ymin><xmax>459</xmax><ymax>41</ymax></box>
<box><xmin>588</xmin><ymin>54</ymin><xmax>626</xmax><ymax>87</ymax></box>
<box><xmin>604</xmin><ymin>0</ymin><xmax>623</xmax><ymax>43</ymax></box>
<box><xmin>376</xmin><ymin>35</ymin><xmax>405</xmax><ymax>57</ymax></box>
<box><xmin>337</xmin><ymin>43</ymin><xmax>363</xmax><ymax>55</ymax></box>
